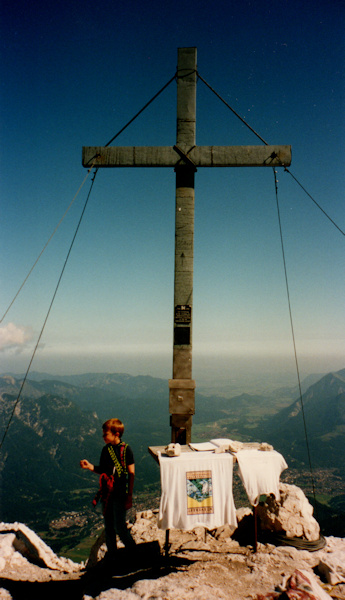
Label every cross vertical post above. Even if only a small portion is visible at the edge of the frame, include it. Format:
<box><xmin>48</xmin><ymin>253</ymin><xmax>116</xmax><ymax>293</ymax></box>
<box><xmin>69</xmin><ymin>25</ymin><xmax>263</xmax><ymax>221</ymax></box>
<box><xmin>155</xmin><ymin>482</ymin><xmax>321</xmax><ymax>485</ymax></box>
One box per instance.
<box><xmin>169</xmin><ymin>47</ymin><xmax>197</xmax><ymax>444</ymax></box>
<box><xmin>82</xmin><ymin>46</ymin><xmax>291</xmax><ymax>446</ymax></box>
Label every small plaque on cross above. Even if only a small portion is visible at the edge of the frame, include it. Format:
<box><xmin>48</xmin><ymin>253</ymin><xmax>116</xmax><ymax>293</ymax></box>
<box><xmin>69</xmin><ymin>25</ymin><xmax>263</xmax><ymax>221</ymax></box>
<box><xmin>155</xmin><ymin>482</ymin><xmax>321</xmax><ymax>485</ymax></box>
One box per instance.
<box><xmin>175</xmin><ymin>305</ymin><xmax>192</xmax><ymax>324</ymax></box>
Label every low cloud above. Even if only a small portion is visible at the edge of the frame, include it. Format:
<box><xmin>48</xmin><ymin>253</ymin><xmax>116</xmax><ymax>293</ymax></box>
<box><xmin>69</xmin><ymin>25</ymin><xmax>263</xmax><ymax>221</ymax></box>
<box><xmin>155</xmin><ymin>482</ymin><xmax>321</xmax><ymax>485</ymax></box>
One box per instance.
<box><xmin>0</xmin><ymin>323</ymin><xmax>33</xmax><ymax>352</ymax></box>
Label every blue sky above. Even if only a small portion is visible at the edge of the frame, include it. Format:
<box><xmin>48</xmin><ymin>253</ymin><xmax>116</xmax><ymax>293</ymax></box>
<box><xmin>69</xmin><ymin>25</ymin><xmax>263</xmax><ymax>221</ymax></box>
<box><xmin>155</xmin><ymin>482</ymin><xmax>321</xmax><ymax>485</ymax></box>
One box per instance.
<box><xmin>1</xmin><ymin>0</ymin><xmax>344</xmax><ymax>389</ymax></box>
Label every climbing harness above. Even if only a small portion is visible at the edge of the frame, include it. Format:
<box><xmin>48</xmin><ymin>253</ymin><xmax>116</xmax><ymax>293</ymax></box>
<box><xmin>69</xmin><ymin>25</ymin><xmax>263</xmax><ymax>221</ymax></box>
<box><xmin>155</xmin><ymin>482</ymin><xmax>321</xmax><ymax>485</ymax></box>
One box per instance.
<box><xmin>92</xmin><ymin>443</ymin><xmax>128</xmax><ymax>514</ymax></box>
<box><xmin>108</xmin><ymin>442</ymin><xmax>128</xmax><ymax>479</ymax></box>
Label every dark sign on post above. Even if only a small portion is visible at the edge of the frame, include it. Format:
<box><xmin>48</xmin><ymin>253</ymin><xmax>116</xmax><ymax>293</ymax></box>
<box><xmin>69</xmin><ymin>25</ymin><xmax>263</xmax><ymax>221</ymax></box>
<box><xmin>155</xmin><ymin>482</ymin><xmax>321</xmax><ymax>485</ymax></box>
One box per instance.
<box><xmin>175</xmin><ymin>305</ymin><xmax>192</xmax><ymax>324</ymax></box>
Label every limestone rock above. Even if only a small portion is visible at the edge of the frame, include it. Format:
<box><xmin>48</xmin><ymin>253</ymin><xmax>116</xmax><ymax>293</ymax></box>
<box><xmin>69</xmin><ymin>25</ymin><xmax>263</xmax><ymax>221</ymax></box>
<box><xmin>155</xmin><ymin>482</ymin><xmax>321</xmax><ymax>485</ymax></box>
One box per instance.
<box><xmin>256</xmin><ymin>483</ymin><xmax>320</xmax><ymax>541</ymax></box>
<box><xmin>0</xmin><ymin>518</ymin><xmax>344</xmax><ymax>600</ymax></box>
<box><xmin>86</xmin><ymin>529</ymin><xmax>107</xmax><ymax>569</ymax></box>
<box><xmin>213</xmin><ymin>523</ymin><xmax>237</xmax><ymax>540</ymax></box>
<box><xmin>237</xmin><ymin>506</ymin><xmax>253</xmax><ymax>521</ymax></box>
<box><xmin>0</xmin><ymin>522</ymin><xmax>82</xmax><ymax>573</ymax></box>
<box><xmin>317</xmin><ymin>536</ymin><xmax>345</xmax><ymax>585</ymax></box>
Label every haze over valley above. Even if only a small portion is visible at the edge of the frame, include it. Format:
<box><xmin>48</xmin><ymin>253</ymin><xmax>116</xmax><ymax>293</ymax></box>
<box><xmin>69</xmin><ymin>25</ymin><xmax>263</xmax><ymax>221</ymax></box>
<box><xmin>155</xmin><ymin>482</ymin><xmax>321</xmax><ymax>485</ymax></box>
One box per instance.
<box><xmin>1</xmin><ymin>367</ymin><xmax>344</xmax><ymax>560</ymax></box>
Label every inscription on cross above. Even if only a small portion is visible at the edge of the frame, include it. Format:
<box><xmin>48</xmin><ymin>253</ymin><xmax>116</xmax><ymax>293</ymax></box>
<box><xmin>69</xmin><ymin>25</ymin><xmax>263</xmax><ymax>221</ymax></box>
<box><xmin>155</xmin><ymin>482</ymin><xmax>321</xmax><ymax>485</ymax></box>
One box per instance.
<box><xmin>82</xmin><ymin>47</ymin><xmax>291</xmax><ymax>444</ymax></box>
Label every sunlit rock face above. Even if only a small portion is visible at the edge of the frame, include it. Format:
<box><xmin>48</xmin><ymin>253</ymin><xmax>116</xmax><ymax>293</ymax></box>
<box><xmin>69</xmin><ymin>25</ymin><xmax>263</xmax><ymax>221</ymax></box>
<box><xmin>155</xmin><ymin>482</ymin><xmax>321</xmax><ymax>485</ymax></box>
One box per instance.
<box><xmin>0</xmin><ymin>512</ymin><xmax>345</xmax><ymax>600</ymax></box>
<box><xmin>257</xmin><ymin>483</ymin><xmax>320</xmax><ymax>541</ymax></box>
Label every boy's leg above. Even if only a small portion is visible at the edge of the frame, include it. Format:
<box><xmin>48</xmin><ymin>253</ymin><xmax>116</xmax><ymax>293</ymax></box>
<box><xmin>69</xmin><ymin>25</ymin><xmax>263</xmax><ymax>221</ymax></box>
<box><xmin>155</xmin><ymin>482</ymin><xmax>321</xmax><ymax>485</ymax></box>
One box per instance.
<box><xmin>103</xmin><ymin>501</ymin><xmax>118</xmax><ymax>556</ymax></box>
<box><xmin>112</xmin><ymin>496</ymin><xmax>136</xmax><ymax>549</ymax></box>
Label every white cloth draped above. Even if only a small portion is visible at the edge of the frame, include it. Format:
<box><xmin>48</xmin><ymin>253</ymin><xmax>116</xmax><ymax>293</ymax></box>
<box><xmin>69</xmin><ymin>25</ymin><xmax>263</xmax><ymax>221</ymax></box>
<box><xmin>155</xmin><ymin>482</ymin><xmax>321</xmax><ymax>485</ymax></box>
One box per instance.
<box><xmin>158</xmin><ymin>451</ymin><xmax>237</xmax><ymax>531</ymax></box>
<box><xmin>235</xmin><ymin>449</ymin><xmax>288</xmax><ymax>506</ymax></box>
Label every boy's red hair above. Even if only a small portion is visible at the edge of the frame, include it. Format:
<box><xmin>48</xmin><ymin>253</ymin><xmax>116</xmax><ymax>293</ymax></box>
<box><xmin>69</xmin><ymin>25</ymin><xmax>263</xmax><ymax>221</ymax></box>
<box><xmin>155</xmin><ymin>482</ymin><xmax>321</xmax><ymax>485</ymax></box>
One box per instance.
<box><xmin>102</xmin><ymin>418</ymin><xmax>125</xmax><ymax>438</ymax></box>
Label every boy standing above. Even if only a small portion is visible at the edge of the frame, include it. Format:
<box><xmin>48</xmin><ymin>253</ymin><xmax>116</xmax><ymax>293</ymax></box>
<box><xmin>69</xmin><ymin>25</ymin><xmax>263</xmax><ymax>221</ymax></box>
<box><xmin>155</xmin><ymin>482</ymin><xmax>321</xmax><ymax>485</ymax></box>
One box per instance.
<box><xmin>80</xmin><ymin>418</ymin><xmax>136</xmax><ymax>556</ymax></box>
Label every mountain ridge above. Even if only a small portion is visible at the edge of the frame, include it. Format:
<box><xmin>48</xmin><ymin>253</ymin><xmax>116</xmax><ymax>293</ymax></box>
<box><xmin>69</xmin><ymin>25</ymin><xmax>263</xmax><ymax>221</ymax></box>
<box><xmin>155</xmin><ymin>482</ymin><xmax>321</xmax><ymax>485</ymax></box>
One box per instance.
<box><xmin>263</xmin><ymin>369</ymin><xmax>345</xmax><ymax>468</ymax></box>
<box><xmin>1</xmin><ymin>367</ymin><xmax>344</xmax><ymax>552</ymax></box>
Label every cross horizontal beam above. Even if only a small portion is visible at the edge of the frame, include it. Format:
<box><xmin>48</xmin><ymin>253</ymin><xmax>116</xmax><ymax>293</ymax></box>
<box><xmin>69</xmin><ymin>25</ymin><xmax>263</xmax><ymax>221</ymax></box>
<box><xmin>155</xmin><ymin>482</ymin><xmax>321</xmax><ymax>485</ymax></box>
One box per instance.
<box><xmin>81</xmin><ymin>47</ymin><xmax>293</xmax><ymax>445</ymax></box>
<box><xmin>82</xmin><ymin>144</ymin><xmax>291</xmax><ymax>169</ymax></box>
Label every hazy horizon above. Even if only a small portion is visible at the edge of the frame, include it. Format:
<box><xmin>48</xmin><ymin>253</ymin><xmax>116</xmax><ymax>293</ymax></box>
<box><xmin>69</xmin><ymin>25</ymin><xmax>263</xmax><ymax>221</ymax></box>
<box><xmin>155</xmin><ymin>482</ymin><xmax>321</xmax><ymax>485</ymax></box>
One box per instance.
<box><xmin>1</xmin><ymin>1</ymin><xmax>344</xmax><ymax>397</ymax></box>
<box><xmin>1</xmin><ymin>349</ymin><xmax>343</xmax><ymax>397</ymax></box>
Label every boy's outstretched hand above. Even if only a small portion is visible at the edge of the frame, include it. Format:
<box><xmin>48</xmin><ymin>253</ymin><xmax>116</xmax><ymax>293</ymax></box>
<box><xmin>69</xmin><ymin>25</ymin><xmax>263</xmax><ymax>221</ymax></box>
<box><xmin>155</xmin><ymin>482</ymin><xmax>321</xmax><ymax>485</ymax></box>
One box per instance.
<box><xmin>80</xmin><ymin>459</ymin><xmax>94</xmax><ymax>471</ymax></box>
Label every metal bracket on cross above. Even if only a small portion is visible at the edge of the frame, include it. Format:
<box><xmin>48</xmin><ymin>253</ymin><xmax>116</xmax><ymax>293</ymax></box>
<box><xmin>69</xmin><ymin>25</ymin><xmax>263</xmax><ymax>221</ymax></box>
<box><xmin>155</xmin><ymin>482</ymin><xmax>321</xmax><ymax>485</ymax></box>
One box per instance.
<box><xmin>173</xmin><ymin>145</ymin><xmax>197</xmax><ymax>170</ymax></box>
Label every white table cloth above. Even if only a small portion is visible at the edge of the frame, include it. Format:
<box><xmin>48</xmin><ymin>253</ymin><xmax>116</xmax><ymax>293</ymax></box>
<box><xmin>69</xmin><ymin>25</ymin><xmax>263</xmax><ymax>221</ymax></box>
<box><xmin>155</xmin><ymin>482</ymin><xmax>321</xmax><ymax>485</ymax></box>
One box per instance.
<box><xmin>158</xmin><ymin>451</ymin><xmax>237</xmax><ymax>531</ymax></box>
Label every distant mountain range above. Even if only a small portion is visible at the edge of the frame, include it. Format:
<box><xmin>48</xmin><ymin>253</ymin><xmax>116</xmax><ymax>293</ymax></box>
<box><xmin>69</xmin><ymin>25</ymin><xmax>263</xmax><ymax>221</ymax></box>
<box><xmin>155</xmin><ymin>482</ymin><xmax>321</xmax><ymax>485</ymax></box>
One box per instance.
<box><xmin>0</xmin><ymin>372</ymin><xmax>171</xmax><ymax>527</ymax></box>
<box><xmin>0</xmin><ymin>368</ymin><xmax>344</xmax><ymax>539</ymax></box>
<box><xmin>264</xmin><ymin>368</ymin><xmax>345</xmax><ymax>469</ymax></box>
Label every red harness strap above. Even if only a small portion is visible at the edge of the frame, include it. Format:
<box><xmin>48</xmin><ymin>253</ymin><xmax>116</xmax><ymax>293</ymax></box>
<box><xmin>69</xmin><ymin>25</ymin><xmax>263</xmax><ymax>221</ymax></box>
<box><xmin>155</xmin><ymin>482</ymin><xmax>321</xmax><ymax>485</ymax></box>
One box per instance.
<box><xmin>92</xmin><ymin>443</ymin><xmax>128</xmax><ymax>514</ymax></box>
<box><xmin>92</xmin><ymin>472</ymin><xmax>115</xmax><ymax>514</ymax></box>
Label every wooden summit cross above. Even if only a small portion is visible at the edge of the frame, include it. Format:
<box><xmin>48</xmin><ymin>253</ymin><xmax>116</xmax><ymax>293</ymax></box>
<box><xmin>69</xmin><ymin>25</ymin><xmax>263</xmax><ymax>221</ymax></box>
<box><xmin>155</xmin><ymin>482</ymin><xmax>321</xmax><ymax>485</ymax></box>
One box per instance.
<box><xmin>82</xmin><ymin>47</ymin><xmax>291</xmax><ymax>445</ymax></box>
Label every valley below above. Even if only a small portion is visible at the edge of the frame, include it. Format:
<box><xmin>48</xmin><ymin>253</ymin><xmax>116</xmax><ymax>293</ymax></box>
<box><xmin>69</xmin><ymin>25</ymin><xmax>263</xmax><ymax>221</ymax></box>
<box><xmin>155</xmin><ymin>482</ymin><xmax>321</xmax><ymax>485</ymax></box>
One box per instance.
<box><xmin>1</xmin><ymin>368</ymin><xmax>344</xmax><ymax>561</ymax></box>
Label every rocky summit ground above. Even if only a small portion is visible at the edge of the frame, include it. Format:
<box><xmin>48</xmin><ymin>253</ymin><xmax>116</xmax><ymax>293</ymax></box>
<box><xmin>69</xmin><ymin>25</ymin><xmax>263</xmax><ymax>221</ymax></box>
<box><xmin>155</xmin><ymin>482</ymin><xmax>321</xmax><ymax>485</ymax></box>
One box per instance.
<box><xmin>0</xmin><ymin>511</ymin><xmax>345</xmax><ymax>600</ymax></box>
